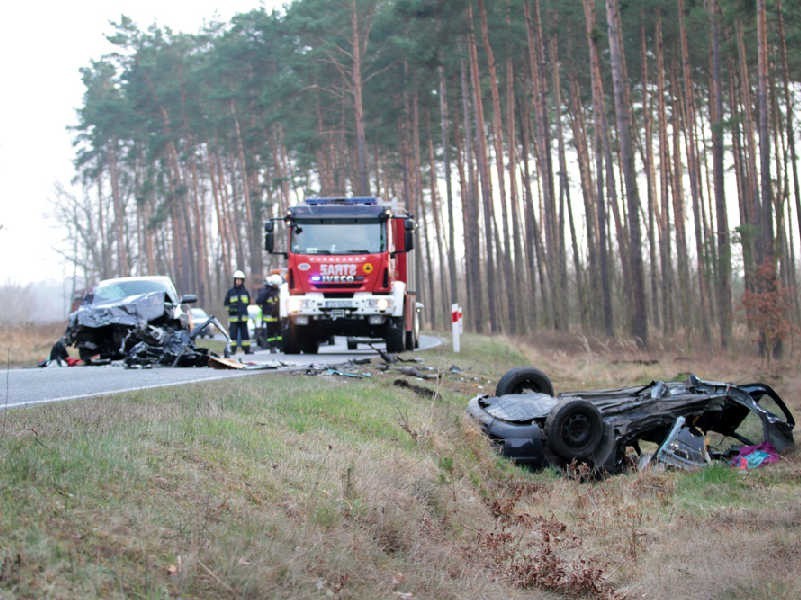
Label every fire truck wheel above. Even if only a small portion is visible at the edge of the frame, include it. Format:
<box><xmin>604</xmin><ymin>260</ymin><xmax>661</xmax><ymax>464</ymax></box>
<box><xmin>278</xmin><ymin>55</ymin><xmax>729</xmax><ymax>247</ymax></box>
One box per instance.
<box><xmin>300</xmin><ymin>337</ymin><xmax>319</xmax><ymax>354</ymax></box>
<box><xmin>405</xmin><ymin>311</ymin><xmax>418</xmax><ymax>350</ymax></box>
<box><xmin>386</xmin><ymin>317</ymin><xmax>406</xmax><ymax>353</ymax></box>
<box><xmin>281</xmin><ymin>321</ymin><xmax>301</xmax><ymax>354</ymax></box>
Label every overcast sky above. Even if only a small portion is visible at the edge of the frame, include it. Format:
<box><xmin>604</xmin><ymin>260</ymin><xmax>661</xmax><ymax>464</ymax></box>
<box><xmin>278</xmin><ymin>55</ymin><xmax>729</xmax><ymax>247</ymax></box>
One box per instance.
<box><xmin>0</xmin><ymin>1</ymin><xmax>285</xmax><ymax>286</ymax></box>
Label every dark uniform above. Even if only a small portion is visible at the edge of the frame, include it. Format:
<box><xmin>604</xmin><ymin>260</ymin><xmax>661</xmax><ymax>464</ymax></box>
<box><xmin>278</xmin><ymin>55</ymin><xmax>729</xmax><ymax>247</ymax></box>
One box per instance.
<box><xmin>224</xmin><ymin>281</ymin><xmax>252</xmax><ymax>353</ymax></box>
<box><xmin>256</xmin><ymin>282</ymin><xmax>282</xmax><ymax>352</ymax></box>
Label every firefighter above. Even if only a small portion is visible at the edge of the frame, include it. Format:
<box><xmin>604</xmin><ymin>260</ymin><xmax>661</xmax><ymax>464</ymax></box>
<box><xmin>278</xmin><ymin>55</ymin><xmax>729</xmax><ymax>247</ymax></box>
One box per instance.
<box><xmin>223</xmin><ymin>269</ymin><xmax>253</xmax><ymax>354</ymax></box>
<box><xmin>256</xmin><ymin>274</ymin><xmax>283</xmax><ymax>353</ymax></box>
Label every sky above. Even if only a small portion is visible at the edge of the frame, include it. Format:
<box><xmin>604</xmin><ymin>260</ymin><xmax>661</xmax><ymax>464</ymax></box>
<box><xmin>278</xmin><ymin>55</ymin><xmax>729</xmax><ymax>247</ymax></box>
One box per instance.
<box><xmin>0</xmin><ymin>0</ymin><xmax>285</xmax><ymax>286</ymax></box>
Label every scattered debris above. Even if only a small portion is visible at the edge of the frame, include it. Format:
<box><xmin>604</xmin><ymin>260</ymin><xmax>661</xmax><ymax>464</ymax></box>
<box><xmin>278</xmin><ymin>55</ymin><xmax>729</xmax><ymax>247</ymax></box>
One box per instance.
<box><xmin>37</xmin><ymin>339</ymin><xmax>80</xmax><ymax>367</ymax></box>
<box><xmin>730</xmin><ymin>441</ymin><xmax>781</xmax><ymax>470</ymax></box>
<box><xmin>393</xmin><ymin>366</ymin><xmax>439</xmax><ymax>380</ymax></box>
<box><xmin>393</xmin><ymin>379</ymin><xmax>441</xmax><ymax>400</ymax></box>
<box><xmin>208</xmin><ymin>356</ymin><xmax>286</xmax><ymax>370</ymax></box>
<box><xmin>372</xmin><ymin>345</ymin><xmax>421</xmax><ymax>365</ymax></box>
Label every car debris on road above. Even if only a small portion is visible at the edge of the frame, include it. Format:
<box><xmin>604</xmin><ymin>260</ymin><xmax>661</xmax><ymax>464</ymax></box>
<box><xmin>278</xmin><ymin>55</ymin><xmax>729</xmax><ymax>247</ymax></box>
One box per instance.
<box><xmin>467</xmin><ymin>367</ymin><xmax>795</xmax><ymax>477</ymax></box>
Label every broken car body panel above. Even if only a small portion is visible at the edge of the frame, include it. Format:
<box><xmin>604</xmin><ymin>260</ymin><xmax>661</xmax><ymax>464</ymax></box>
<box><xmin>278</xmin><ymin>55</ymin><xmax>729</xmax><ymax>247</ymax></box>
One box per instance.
<box><xmin>64</xmin><ymin>276</ymin><xmax>200</xmax><ymax>364</ymax></box>
<box><xmin>467</xmin><ymin>369</ymin><xmax>795</xmax><ymax>475</ymax></box>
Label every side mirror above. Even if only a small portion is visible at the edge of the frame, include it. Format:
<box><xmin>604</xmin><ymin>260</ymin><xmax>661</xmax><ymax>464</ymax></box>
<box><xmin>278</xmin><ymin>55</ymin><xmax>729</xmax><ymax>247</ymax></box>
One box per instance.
<box><xmin>264</xmin><ymin>221</ymin><xmax>274</xmax><ymax>253</ymax></box>
<box><xmin>180</xmin><ymin>294</ymin><xmax>198</xmax><ymax>305</ymax></box>
<box><xmin>404</xmin><ymin>218</ymin><xmax>415</xmax><ymax>252</ymax></box>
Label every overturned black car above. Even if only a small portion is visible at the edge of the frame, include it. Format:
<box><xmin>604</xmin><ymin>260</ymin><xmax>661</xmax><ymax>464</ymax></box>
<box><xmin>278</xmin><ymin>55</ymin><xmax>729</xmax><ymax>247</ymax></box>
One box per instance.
<box><xmin>64</xmin><ymin>276</ymin><xmax>228</xmax><ymax>366</ymax></box>
<box><xmin>467</xmin><ymin>367</ymin><xmax>795</xmax><ymax>475</ymax></box>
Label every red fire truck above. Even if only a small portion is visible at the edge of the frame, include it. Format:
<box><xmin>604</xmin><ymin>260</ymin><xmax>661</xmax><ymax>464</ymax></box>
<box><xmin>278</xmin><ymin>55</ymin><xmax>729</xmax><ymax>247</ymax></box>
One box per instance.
<box><xmin>264</xmin><ymin>196</ymin><xmax>421</xmax><ymax>354</ymax></box>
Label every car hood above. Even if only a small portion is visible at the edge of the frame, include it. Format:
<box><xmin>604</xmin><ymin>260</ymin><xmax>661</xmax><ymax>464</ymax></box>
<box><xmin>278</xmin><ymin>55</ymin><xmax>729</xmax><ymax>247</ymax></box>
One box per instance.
<box><xmin>70</xmin><ymin>291</ymin><xmax>171</xmax><ymax>329</ymax></box>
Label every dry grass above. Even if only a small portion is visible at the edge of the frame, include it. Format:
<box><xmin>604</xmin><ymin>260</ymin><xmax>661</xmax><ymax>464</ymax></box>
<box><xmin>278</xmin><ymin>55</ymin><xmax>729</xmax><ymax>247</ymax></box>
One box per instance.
<box><xmin>1</xmin><ymin>330</ymin><xmax>800</xmax><ymax>598</ymax></box>
<box><xmin>0</xmin><ymin>321</ymin><xmax>69</xmax><ymax>367</ymax></box>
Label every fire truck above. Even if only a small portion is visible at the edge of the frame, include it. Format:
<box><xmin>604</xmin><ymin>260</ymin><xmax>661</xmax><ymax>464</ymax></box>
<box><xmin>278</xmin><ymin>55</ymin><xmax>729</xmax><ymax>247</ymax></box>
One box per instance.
<box><xmin>264</xmin><ymin>196</ymin><xmax>421</xmax><ymax>354</ymax></box>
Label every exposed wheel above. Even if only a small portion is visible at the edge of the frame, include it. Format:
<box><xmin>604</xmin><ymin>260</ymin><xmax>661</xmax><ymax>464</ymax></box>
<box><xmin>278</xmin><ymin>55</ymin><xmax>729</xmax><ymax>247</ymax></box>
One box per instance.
<box><xmin>544</xmin><ymin>398</ymin><xmax>604</xmax><ymax>461</ymax></box>
<box><xmin>281</xmin><ymin>321</ymin><xmax>300</xmax><ymax>354</ymax></box>
<box><xmin>386</xmin><ymin>316</ymin><xmax>405</xmax><ymax>353</ymax></box>
<box><xmin>495</xmin><ymin>367</ymin><xmax>554</xmax><ymax>396</ymax></box>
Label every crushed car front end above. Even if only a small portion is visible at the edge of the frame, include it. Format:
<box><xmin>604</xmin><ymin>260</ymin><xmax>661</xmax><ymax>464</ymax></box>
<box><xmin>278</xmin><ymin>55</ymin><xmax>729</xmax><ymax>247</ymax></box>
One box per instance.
<box><xmin>64</xmin><ymin>277</ymin><xmax>194</xmax><ymax>363</ymax></box>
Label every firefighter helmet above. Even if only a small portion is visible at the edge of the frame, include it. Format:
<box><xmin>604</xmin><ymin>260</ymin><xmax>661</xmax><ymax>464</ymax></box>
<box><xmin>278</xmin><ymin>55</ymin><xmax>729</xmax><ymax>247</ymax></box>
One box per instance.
<box><xmin>233</xmin><ymin>269</ymin><xmax>246</xmax><ymax>280</ymax></box>
<box><xmin>267</xmin><ymin>274</ymin><xmax>282</xmax><ymax>287</ymax></box>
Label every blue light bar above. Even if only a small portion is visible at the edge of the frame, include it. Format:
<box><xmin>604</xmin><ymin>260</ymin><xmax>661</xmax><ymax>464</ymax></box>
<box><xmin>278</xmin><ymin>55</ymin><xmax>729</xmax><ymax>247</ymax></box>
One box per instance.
<box><xmin>305</xmin><ymin>196</ymin><xmax>379</xmax><ymax>206</ymax></box>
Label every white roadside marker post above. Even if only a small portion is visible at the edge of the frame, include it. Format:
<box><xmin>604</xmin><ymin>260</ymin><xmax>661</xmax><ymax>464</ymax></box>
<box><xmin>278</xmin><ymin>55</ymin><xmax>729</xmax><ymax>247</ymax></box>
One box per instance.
<box><xmin>451</xmin><ymin>303</ymin><xmax>462</xmax><ymax>353</ymax></box>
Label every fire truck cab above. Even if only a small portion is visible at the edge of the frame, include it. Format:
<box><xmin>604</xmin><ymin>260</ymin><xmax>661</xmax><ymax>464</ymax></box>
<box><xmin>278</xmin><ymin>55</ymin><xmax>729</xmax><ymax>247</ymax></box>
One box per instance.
<box><xmin>264</xmin><ymin>196</ymin><xmax>420</xmax><ymax>354</ymax></box>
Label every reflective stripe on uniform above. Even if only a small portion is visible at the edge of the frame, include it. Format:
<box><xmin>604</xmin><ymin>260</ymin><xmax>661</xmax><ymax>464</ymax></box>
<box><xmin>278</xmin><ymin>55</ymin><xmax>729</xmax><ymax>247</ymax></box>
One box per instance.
<box><xmin>239</xmin><ymin>295</ymin><xmax>249</xmax><ymax>303</ymax></box>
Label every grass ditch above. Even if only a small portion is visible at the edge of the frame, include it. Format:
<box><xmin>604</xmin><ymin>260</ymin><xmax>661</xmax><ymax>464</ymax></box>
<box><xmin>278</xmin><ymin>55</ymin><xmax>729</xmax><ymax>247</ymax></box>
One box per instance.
<box><xmin>1</xmin><ymin>331</ymin><xmax>800</xmax><ymax>598</ymax></box>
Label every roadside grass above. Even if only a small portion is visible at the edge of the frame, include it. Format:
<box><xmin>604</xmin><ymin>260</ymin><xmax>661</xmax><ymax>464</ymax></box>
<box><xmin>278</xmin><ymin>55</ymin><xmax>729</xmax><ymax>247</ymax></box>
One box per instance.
<box><xmin>0</xmin><ymin>322</ymin><xmax>66</xmax><ymax>367</ymax></box>
<box><xmin>1</xmin><ymin>331</ymin><xmax>800</xmax><ymax>598</ymax></box>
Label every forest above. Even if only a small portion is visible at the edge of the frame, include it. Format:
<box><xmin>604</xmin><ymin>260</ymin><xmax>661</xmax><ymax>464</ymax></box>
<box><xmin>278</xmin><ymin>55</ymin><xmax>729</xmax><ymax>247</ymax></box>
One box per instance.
<box><xmin>58</xmin><ymin>0</ymin><xmax>801</xmax><ymax>352</ymax></box>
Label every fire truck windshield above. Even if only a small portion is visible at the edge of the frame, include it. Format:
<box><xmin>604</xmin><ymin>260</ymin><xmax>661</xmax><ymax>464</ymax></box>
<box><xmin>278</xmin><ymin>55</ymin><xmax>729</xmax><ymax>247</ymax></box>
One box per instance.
<box><xmin>291</xmin><ymin>221</ymin><xmax>385</xmax><ymax>255</ymax></box>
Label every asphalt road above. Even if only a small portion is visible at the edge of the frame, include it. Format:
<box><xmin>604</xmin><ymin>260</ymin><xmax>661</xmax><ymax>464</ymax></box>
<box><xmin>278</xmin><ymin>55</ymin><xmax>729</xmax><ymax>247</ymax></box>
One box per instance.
<box><xmin>1</xmin><ymin>335</ymin><xmax>440</xmax><ymax>410</ymax></box>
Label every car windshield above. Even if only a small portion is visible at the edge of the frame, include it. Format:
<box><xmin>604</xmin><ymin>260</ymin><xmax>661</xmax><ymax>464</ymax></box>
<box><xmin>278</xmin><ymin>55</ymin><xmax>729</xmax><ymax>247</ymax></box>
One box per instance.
<box><xmin>92</xmin><ymin>279</ymin><xmax>171</xmax><ymax>304</ymax></box>
<box><xmin>291</xmin><ymin>221</ymin><xmax>384</xmax><ymax>255</ymax></box>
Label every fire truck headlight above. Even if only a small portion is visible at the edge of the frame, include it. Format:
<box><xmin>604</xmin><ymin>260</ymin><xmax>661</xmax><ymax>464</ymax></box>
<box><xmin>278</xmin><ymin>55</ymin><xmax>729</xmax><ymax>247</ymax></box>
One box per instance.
<box><xmin>376</xmin><ymin>297</ymin><xmax>390</xmax><ymax>312</ymax></box>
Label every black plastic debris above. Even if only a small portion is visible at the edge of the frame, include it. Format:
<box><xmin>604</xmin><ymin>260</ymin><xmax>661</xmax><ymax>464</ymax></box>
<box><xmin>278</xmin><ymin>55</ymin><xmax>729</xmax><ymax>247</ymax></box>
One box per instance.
<box><xmin>393</xmin><ymin>379</ymin><xmax>441</xmax><ymax>400</ymax></box>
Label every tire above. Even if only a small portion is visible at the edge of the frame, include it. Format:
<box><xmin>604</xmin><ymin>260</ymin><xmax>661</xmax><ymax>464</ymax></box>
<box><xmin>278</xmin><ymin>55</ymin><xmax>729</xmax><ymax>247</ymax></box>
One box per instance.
<box><xmin>544</xmin><ymin>398</ymin><xmax>605</xmax><ymax>461</ymax></box>
<box><xmin>281</xmin><ymin>321</ymin><xmax>301</xmax><ymax>354</ymax></box>
<box><xmin>300</xmin><ymin>336</ymin><xmax>319</xmax><ymax>354</ymax></box>
<box><xmin>495</xmin><ymin>367</ymin><xmax>554</xmax><ymax>396</ymax></box>
<box><xmin>405</xmin><ymin>309</ymin><xmax>420</xmax><ymax>350</ymax></box>
<box><xmin>386</xmin><ymin>316</ymin><xmax>405</xmax><ymax>353</ymax></box>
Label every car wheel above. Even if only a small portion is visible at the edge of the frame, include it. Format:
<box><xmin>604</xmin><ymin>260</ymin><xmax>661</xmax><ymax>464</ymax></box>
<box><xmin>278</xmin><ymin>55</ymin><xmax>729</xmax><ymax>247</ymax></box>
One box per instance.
<box><xmin>495</xmin><ymin>367</ymin><xmax>554</xmax><ymax>396</ymax></box>
<box><xmin>544</xmin><ymin>398</ymin><xmax>604</xmax><ymax>460</ymax></box>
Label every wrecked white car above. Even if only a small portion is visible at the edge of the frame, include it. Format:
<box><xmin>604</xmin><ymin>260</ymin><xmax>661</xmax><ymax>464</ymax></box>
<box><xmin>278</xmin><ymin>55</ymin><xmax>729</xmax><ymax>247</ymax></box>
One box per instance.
<box><xmin>467</xmin><ymin>367</ymin><xmax>795</xmax><ymax>475</ymax></box>
<box><xmin>64</xmin><ymin>276</ymin><xmax>227</xmax><ymax>366</ymax></box>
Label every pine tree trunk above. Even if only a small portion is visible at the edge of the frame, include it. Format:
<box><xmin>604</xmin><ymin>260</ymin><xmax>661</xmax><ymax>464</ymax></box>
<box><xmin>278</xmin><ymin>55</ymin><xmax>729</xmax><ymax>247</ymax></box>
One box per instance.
<box><xmin>467</xmin><ymin>3</ymin><xmax>499</xmax><ymax>332</ymax></box>
<box><xmin>709</xmin><ymin>0</ymin><xmax>732</xmax><ymax>348</ymax></box>
<box><xmin>605</xmin><ymin>0</ymin><xmax>648</xmax><ymax>346</ymax></box>
<box><xmin>582</xmin><ymin>0</ymin><xmax>614</xmax><ymax>337</ymax></box>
